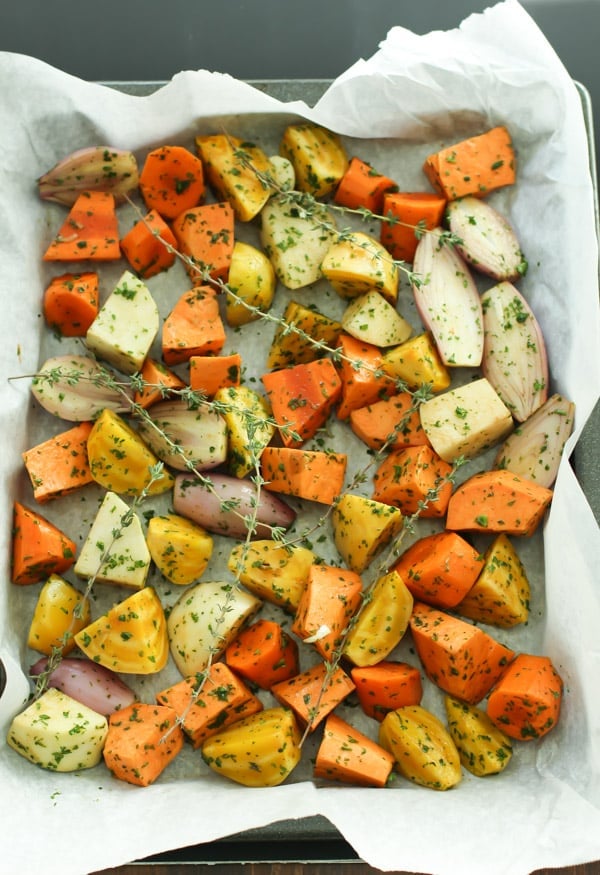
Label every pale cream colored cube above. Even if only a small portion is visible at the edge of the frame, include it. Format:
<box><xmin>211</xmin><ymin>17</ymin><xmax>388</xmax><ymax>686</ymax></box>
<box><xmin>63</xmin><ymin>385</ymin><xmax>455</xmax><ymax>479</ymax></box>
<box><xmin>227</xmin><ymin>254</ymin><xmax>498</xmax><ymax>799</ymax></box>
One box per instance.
<box><xmin>420</xmin><ymin>377</ymin><xmax>513</xmax><ymax>462</ymax></box>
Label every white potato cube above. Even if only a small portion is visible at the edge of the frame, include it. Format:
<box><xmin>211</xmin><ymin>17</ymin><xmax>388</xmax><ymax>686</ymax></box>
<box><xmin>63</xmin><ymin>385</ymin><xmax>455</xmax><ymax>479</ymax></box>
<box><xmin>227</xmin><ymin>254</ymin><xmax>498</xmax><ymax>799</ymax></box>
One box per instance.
<box><xmin>420</xmin><ymin>377</ymin><xmax>514</xmax><ymax>461</ymax></box>
<box><xmin>341</xmin><ymin>291</ymin><xmax>412</xmax><ymax>347</ymax></box>
<box><xmin>74</xmin><ymin>491</ymin><xmax>151</xmax><ymax>589</ymax></box>
<box><xmin>260</xmin><ymin>194</ymin><xmax>337</xmax><ymax>289</ymax></box>
<box><xmin>86</xmin><ymin>270</ymin><xmax>159</xmax><ymax>374</ymax></box>
<box><xmin>167</xmin><ymin>580</ymin><xmax>261</xmax><ymax>676</ymax></box>
<box><xmin>7</xmin><ymin>688</ymin><xmax>107</xmax><ymax>772</ymax></box>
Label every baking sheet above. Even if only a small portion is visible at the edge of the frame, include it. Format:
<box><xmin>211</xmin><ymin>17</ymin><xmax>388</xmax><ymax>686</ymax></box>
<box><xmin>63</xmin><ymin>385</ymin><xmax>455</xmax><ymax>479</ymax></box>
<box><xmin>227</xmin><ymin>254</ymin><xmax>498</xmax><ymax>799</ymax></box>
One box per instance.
<box><xmin>1</xmin><ymin>1</ymin><xmax>599</xmax><ymax>873</ymax></box>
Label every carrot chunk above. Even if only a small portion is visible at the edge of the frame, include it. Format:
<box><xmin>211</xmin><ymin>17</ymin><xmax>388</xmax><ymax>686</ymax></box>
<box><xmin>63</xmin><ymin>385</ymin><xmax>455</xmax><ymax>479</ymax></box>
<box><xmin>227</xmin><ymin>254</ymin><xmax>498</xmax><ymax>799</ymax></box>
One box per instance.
<box><xmin>380</xmin><ymin>191</ymin><xmax>446</xmax><ymax>263</ymax></box>
<box><xmin>394</xmin><ymin>531</ymin><xmax>484</xmax><ymax>609</ymax></box>
<box><xmin>156</xmin><ymin>662</ymin><xmax>262</xmax><ymax>748</ymax></box>
<box><xmin>351</xmin><ymin>661</ymin><xmax>423</xmax><ymax>722</ymax></box>
<box><xmin>314</xmin><ymin>713</ymin><xmax>394</xmax><ymax>787</ymax></box>
<box><xmin>43</xmin><ymin>191</ymin><xmax>120</xmax><ymax>262</ymax></box>
<box><xmin>349</xmin><ymin>392</ymin><xmax>429</xmax><ymax>451</ymax></box>
<box><xmin>103</xmin><ymin>702</ymin><xmax>184</xmax><ymax>786</ymax></box>
<box><xmin>271</xmin><ymin>662</ymin><xmax>355</xmax><ymax>731</ymax></box>
<box><xmin>372</xmin><ymin>445</ymin><xmax>453</xmax><ymax>518</ymax></box>
<box><xmin>225</xmin><ymin>618</ymin><xmax>299</xmax><ymax>690</ymax></box>
<box><xmin>336</xmin><ymin>333</ymin><xmax>397</xmax><ymax>420</ymax></box>
<box><xmin>22</xmin><ymin>421</ymin><xmax>94</xmax><ymax>503</ymax></box>
<box><xmin>172</xmin><ymin>201</ymin><xmax>234</xmax><ymax>283</ymax></box>
<box><xmin>133</xmin><ymin>357</ymin><xmax>186</xmax><ymax>410</ymax></box>
<box><xmin>120</xmin><ymin>208</ymin><xmax>177</xmax><ymax>278</ymax></box>
<box><xmin>11</xmin><ymin>502</ymin><xmax>77</xmax><ymax>585</ymax></box>
<box><xmin>139</xmin><ymin>144</ymin><xmax>205</xmax><ymax>220</ymax></box>
<box><xmin>162</xmin><ymin>286</ymin><xmax>226</xmax><ymax>365</ymax></box>
<box><xmin>409</xmin><ymin>602</ymin><xmax>514</xmax><ymax>704</ymax></box>
<box><xmin>261</xmin><ymin>359</ymin><xmax>342</xmax><ymax>447</ymax></box>
<box><xmin>42</xmin><ymin>272</ymin><xmax>99</xmax><ymax>336</ymax></box>
<box><xmin>292</xmin><ymin>564</ymin><xmax>363</xmax><ymax>660</ymax></box>
<box><xmin>261</xmin><ymin>446</ymin><xmax>347</xmax><ymax>505</ymax></box>
<box><xmin>422</xmin><ymin>126</ymin><xmax>516</xmax><ymax>200</ymax></box>
<box><xmin>189</xmin><ymin>353</ymin><xmax>242</xmax><ymax>397</ymax></box>
<box><xmin>487</xmin><ymin>653</ymin><xmax>563</xmax><ymax>741</ymax></box>
<box><xmin>333</xmin><ymin>156</ymin><xmax>397</xmax><ymax>213</ymax></box>
<box><xmin>445</xmin><ymin>469</ymin><xmax>553</xmax><ymax>537</ymax></box>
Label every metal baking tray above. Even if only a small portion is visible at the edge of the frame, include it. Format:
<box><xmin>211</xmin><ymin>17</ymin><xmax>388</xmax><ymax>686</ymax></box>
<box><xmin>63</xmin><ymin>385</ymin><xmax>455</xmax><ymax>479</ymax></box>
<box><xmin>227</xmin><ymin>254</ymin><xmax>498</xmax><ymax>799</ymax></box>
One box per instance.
<box><xmin>96</xmin><ymin>78</ymin><xmax>598</xmax><ymax>867</ymax></box>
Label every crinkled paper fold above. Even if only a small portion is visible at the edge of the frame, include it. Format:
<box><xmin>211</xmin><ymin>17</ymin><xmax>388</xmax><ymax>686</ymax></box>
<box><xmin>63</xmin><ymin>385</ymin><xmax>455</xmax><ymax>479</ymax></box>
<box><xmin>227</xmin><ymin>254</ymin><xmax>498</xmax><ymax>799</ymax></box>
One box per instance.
<box><xmin>0</xmin><ymin>1</ymin><xmax>599</xmax><ymax>873</ymax></box>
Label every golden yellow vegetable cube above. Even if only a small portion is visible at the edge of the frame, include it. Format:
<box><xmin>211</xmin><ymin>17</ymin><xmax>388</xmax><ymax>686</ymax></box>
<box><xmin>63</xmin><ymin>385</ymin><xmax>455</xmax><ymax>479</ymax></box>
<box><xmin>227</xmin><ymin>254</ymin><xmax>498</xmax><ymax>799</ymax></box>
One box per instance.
<box><xmin>444</xmin><ymin>696</ymin><xmax>512</xmax><ymax>777</ymax></box>
<box><xmin>332</xmin><ymin>493</ymin><xmax>403</xmax><ymax>573</ymax></box>
<box><xmin>379</xmin><ymin>705</ymin><xmax>462</xmax><ymax>790</ymax></box>
<box><xmin>455</xmin><ymin>534</ymin><xmax>530</xmax><ymax>627</ymax></box>
<box><xmin>213</xmin><ymin>384</ymin><xmax>275</xmax><ymax>478</ymax></box>
<box><xmin>87</xmin><ymin>408</ymin><xmax>174</xmax><ymax>496</ymax></box>
<box><xmin>321</xmin><ymin>232</ymin><xmax>399</xmax><ymax>304</ymax></box>
<box><xmin>202</xmin><ymin>707</ymin><xmax>302</xmax><ymax>787</ymax></box>
<box><xmin>195</xmin><ymin>133</ymin><xmax>275</xmax><ymax>221</ymax></box>
<box><xmin>27</xmin><ymin>574</ymin><xmax>91</xmax><ymax>655</ymax></box>
<box><xmin>267</xmin><ymin>300</ymin><xmax>342</xmax><ymax>370</ymax></box>
<box><xmin>381</xmin><ymin>332</ymin><xmax>451</xmax><ymax>393</ymax></box>
<box><xmin>279</xmin><ymin>123</ymin><xmax>348</xmax><ymax>197</ymax></box>
<box><xmin>225</xmin><ymin>240</ymin><xmax>276</xmax><ymax>327</ymax></box>
<box><xmin>228</xmin><ymin>539</ymin><xmax>314</xmax><ymax>612</ymax></box>
<box><xmin>146</xmin><ymin>513</ymin><xmax>213</xmax><ymax>586</ymax></box>
<box><xmin>343</xmin><ymin>571</ymin><xmax>413</xmax><ymax>667</ymax></box>
<box><xmin>74</xmin><ymin>587</ymin><xmax>168</xmax><ymax>674</ymax></box>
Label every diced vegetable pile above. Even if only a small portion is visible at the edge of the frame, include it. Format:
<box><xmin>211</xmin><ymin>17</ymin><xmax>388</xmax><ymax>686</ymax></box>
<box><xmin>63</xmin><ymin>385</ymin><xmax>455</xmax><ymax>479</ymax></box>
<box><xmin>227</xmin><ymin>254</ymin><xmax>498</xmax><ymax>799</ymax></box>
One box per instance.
<box><xmin>8</xmin><ymin>121</ymin><xmax>575</xmax><ymax>790</ymax></box>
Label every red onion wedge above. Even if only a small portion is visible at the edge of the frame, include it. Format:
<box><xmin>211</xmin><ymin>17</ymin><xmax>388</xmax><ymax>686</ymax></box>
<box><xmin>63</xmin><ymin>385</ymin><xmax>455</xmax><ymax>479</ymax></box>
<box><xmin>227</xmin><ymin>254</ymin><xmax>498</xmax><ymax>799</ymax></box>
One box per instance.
<box><xmin>482</xmin><ymin>281</ymin><xmax>548</xmax><ymax>422</ymax></box>
<box><xmin>38</xmin><ymin>146</ymin><xmax>139</xmax><ymax>206</ymax></box>
<box><xmin>447</xmin><ymin>196</ymin><xmax>528</xmax><ymax>282</ymax></box>
<box><xmin>31</xmin><ymin>355</ymin><xmax>133</xmax><ymax>421</ymax></box>
<box><xmin>494</xmin><ymin>393</ymin><xmax>575</xmax><ymax>488</ymax></box>
<box><xmin>412</xmin><ymin>228</ymin><xmax>483</xmax><ymax>367</ymax></box>
<box><xmin>30</xmin><ymin>656</ymin><xmax>136</xmax><ymax>716</ymax></box>
<box><xmin>136</xmin><ymin>399</ymin><xmax>228</xmax><ymax>472</ymax></box>
<box><xmin>173</xmin><ymin>473</ymin><xmax>296</xmax><ymax>539</ymax></box>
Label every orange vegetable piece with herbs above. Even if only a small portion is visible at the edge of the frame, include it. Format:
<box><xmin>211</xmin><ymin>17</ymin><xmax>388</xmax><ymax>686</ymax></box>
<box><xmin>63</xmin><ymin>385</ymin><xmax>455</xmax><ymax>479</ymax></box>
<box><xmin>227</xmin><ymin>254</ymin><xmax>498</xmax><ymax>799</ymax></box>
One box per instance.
<box><xmin>162</xmin><ymin>286</ymin><xmax>226</xmax><ymax>365</ymax></box>
<box><xmin>43</xmin><ymin>191</ymin><xmax>120</xmax><ymax>262</ymax></box>
<box><xmin>139</xmin><ymin>144</ymin><xmax>205</xmax><ymax>220</ymax></box>
<box><xmin>351</xmin><ymin>661</ymin><xmax>423</xmax><ymax>722</ymax></box>
<box><xmin>292</xmin><ymin>564</ymin><xmax>363</xmax><ymax>661</ymax></box>
<box><xmin>393</xmin><ymin>531</ymin><xmax>484</xmax><ymax>610</ymax></box>
<box><xmin>171</xmin><ymin>201</ymin><xmax>234</xmax><ymax>283</ymax></box>
<box><xmin>333</xmin><ymin>156</ymin><xmax>397</xmax><ymax>214</ymax></box>
<box><xmin>22</xmin><ymin>421</ymin><xmax>94</xmax><ymax>504</ymax></box>
<box><xmin>225</xmin><ymin>618</ymin><xmax>300</xmax><ymax>690</ymax></box>
<box><xmin>349</xmin><ymin>392</ymin><xmax>429</xmax><ymax>452</ymax></box>
<box><xmin>314</xmin><ymin>713</ymin><xmax>395</xmax><ymax>788</ymax></box>
<box><xmin>261</xmin><ymin>358</ymin><xmax>342</xmax><ymax>447</ymax></box>
<box><xmin>156</xmin><ymin>662</ymin><xmax>262</xmax><ymax>748</ymax></box>
<box><xmin>486</xmin><ymin>653</ymin><xmax>563</xmax><ymax>741</ymax></box>
<box><xmin>372</xmin><ymin>444</ymin><xmax>453</xmax><ymax>518</ymax></box>
<box><xmin>336</xmin><ymin>333</ymin><xmax>397</xmax><ymax>420</ymax></box>
<box><xmin>445</xmin><ymin>469</ymin><xmax>553</xmax><ymax>537</ymax></box>
<box><xmin>189</xmin><ymin>353</ymin><xmax>242</xmax><ymax>397</ymax></box>
<box><xmin>422</xmin><ymin>125</ymin><xmax>516</xmax><ymax>201</ymax></box>
<box><xmin>380</xmin><ymin>191</ymin><xmax>447</xmax><ymax>263</ymax></box>
<box><xmin>409</xmin><ymin>602</ymin><xmax>515</xmax><ymax>704</ymax></box>
<box><xmin>271</xmin><ymin>661</ymin><xmax>355</xmax><ymax>731</ymax></box>
<box><xmin>103</xmin><ymin>702</ymin><xmax>184</xmax><ymax>787</ymax></box>
<box><xmin>261</xmin><ymin>446</ymin><xmax>347</xmax><ymax>505</ymax></box>
<box><xmin>133</xmin><ymin>357</ymin><xmax>186</xmax><ymax>410</ymax></box>
<box><xmin>11</xmin><ymin>502</ymin><xmax>76</xmax><ymax>585</ymax></box>
<box><xmin>120</xmin><ymin>208</ymin><xmax>177</xmax><ymax>278</ymax></box>
<box><xmin>42</xmin><ymin>272</ymin><xmax>99</xmax><ymax>336</ymax></box>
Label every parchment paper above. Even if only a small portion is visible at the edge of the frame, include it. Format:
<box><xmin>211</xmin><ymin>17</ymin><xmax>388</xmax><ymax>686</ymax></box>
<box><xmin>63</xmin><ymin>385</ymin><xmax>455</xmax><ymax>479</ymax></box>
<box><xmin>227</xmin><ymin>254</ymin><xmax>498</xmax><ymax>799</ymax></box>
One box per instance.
<box><xmin>1</xmin><ymin>1</ymin><xmax>599</xmax><ymax>873</ymax></box>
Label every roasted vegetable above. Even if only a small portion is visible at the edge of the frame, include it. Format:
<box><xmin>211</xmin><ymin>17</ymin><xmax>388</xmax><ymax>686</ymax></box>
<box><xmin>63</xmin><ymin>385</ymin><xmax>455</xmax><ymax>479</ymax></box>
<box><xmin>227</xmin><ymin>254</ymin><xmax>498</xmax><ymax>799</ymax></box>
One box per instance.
<box><xmin>379</xmin><ymin>705</ymin><xmax>462</xmax><ymax>790</ymax></box>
